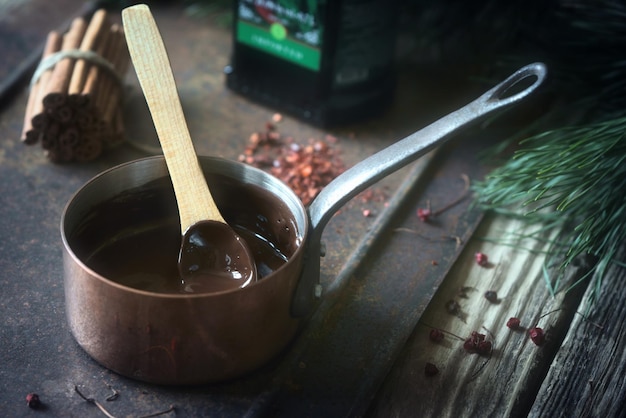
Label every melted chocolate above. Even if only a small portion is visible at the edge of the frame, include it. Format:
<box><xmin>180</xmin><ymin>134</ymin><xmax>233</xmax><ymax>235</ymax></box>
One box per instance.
<box><xmin>70</xmin><ymin>175</ymin><xmax>301</xmax><ymax>294</ymax></box>
<box><xmin>178</xmin><ymin>220</ymin><xmax>256</xmax><ymax>293</ymax></box>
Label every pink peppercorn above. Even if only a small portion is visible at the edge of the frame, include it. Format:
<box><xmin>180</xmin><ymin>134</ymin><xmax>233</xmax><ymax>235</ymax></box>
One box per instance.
<box><xmin>26</xmin><ymin>393</ymin><xmax>41</xmax><ymax>409</ymax></box>
<box><xmin>484</xmin><ymin>290</ymin><xmax>499</xmax><ymax>303</ymax></box>
<box><xmin>429</xmin><ymin>328</ymin><xmax>444</xmax><ymax>343</ymax></box>
<box><xmin>529</xmin><ymin>327</ymin><xmax>545</xmax><ymax>345</ymax></box>
<box><xmin>475</xmin><ymin>252</ymin><xmax>489</xmax><ymax>266</ymax></box>
<box><xmin>464</xmin><ymin>331</ymin><xmax>489</xmax><ymax>354</ymax></box>
<box><xmin>477</xmin><ymin>340</ymin><xmax>492</xmax><ymax>355</ymax></box>
<box><xmin>417</xmin><ymin>207</ymin><xmax>431</xmax><ymax>222</ymax></box>
<box><xmin>507</xmin><ymin>317</ymin><xmax>521</xmax><ymax>330</ymax></box>
<box><xmin>424</xmin><ymin>362</ymin><xmax>439</xmax><ymax>377</ymax></box>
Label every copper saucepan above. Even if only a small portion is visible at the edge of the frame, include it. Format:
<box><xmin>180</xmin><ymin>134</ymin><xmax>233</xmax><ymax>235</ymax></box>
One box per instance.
<box><xmin>61</xmin><ymin>63</ymin><xmax>546</xmax><ymax>384</ymax></box>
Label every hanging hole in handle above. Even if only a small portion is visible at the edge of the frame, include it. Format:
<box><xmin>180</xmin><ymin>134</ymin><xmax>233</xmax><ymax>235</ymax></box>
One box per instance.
<box><xmin>489</xmin><ymin>63</ymin><xmax>547</xmax><ymax>104</ymax></box>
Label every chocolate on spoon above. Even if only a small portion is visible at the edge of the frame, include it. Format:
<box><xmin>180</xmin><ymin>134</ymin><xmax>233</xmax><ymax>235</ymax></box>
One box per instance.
<box><xmin>178</xmin><ymin>220</ymin><xmax>255</xmax><ymax>292</ymax></box>
<box><xmin>122</xmin><ymin>4</ymin><xmax>256</xmax><ymax>293</ymax></box>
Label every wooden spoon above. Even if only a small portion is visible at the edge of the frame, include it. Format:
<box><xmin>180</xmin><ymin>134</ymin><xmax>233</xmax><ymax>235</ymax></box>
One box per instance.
<box><xmin>122</xmin><ymin>4</ymin><xmax>256</xmax><ymax>293</ymax></box>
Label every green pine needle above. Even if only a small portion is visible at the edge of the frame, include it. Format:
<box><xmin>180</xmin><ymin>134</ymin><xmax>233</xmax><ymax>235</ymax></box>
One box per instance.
<box><xmin>474</xmin><ymin>116</ymin><xmax>626</xmax><ymax>309</ymax></box>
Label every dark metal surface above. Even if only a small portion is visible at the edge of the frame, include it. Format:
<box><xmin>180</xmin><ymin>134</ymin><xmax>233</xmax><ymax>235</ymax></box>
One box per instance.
<box><xmin>0</xmin><ymin>4</ymin><xmax>544</xmax><ymax>417</ymax></box>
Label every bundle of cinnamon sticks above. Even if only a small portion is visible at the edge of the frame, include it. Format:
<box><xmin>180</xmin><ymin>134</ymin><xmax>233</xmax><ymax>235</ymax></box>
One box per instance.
<box><xmin>21</xmin><ymin>9</ymin><xmax>130</xmax><ymax>163</ymax></box>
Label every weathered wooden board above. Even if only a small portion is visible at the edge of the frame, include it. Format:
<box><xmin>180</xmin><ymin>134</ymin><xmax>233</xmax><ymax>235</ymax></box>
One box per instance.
<box><xmin>367</xmin><ymin>213</ymin><xmax>593</xmax><ymax>417</ymax></box>
<box><xmin>529</xmin><ymin>249</ymin><xmax>626</xmax><ymax>418</ymax></box>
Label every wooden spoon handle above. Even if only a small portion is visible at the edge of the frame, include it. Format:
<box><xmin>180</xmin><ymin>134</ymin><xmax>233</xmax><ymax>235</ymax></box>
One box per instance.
<box><xmin>122</xmin><ymin>4</ymin><xmax>225</xmax><ymax>232</ymax></box>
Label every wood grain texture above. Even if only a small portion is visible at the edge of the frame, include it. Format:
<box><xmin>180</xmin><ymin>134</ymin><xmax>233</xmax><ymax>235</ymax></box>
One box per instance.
<box><xmin>367</xmin><ymin>213</ymin><xmax>592</xmax><ymax>417</ymax></box>
<box><xmin>529</xmin><ymin>250</ymin><xmax>626</xmax><ymax>418</ymax></box>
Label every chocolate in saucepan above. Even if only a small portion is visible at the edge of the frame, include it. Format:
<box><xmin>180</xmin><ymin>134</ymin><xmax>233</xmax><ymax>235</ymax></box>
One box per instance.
<box><xmin>69</xmin><ymin>174</ymin><xmax>301</xmax><ymax>294</ymax></box>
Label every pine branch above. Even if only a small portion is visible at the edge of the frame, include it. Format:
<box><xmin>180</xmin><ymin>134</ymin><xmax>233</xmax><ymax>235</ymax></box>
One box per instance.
<box><xmin>474</xmin><ymin>116</ymin><xmax>626</xmax><ymax>309</ymax></box>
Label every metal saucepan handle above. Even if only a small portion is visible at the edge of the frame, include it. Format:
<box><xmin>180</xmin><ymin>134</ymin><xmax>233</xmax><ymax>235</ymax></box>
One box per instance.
<box><xmin>291</xmin><ymin>62</ymin><xmax>548</xmax><ymax>317</ymax></box>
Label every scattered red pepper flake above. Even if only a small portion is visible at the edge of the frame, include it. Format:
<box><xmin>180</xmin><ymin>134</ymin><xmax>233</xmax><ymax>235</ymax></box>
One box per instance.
<box><xmin>471</xmin><ymin>331</ymin><xmax>486</xmax><ymax>342</ymax></box>
<box><xmin>424</xmin><ymin>362</ymin><xmax>439</xmax><ymax>377</ymax></box>
<box><xmin>429</xmin><ymin>328</ymin><xmax>445</xmax><ymax>343</ymax></box>
<box><xmin>484</xmin><ymin>290</ymin><xmax>499</xmax><ymax>303</ymax></box>
<box><xmin>240</xmin><ymin>123</ymin><xmax>347</xmax><ymax>205</ymax></box>
<box><xmin>26</xmin><ymin>393</ymin><xmax>41</xmax><ymax>409</ymax></box>
<box><xmin>475</xmin><ymin>252</ymin><xmax>489</xmax><ymax>267</ymax></box>
<box><xmin>417</xmin><ymin>207</ymin><xmax>431</xmax><ymax>222</ymax></box>
<box><xmin>463</xmin><ymin>331</ymin><xmax>491</xmax><ymax>355</ymax></box>
<box><xmin>506</xmin><ymin>317</ymin><xmax>521</xmax><ymax>330</ymax></box>
<box><xmin>415</xmin><ymin>175</ymin><xmax>471</xmax><ymax>222</ymax></box>
<box><xmin>477</xmin><ymin>340</ymin><xmax>492</xmax><ymax>355</ymax></box>
<box><xmin>463</xmin><ymin>338</ymin><xmax>476</xmax><ymax>353</ymax></box>
<box><xmin>529</xmin><ymin>327</ymin><xmax>545</xmax><ymax>346</ymax></box>
<box><xmin>362</xmin><ymin>209</ymin><xmax>372</xmax><ymax>217</ymax></box>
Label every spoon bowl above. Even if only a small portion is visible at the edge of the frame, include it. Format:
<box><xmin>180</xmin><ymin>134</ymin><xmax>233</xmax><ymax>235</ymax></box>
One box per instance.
<box><xmin>179</xmin><ymin>220</ymin><xmax>256</xmax><ymax>293</ymax></box>
<box><xmin>122</xmin><ymin>4</ymin><xmax>257</xmax><ymax>291</ymax></box>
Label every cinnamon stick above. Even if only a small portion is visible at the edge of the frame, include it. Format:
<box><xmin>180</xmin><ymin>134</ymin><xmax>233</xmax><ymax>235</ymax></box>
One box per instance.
<box><xmin>49</xmin><ymin>104</ymin><xmax>74</xmax><ymax>124</ymax></box>
<box><xmin>74</xmin><ymin>134</ymin><xmax>102</xmax><ymax>162</ymax></box>
<box><xmin>59</xmin><ymin>126</ymin><xmax>80</xmax><ymax>150</ymax></box>
<box><xmin>22</xmin><ymin>8</ymin><xmax>129</xmax><ymax>163</ymax></box>
<box><xmin>58</xmin><ymin>127</ymin><xmax>81</xmax><ymax>162</ymax></box>
<box><xmin>74</xmin><ymin>107</ymin><xmax>95</xmax><ymax>131</ymax></box>
<box><xmin>67</xmin><ymin>93</ymin><xmax>90</xmax><ymax>108</ymax></box>
<box><xmin>31</xmin><ymin>113</ymin><xmax>48</xmax><ymax>132</ymax></box>
<box><xmin>21</xmin><ymin>31</ymin><xmax>62</xmax><ymax>143</ymax></box>
<box><xmin>41</xmin><ymin>122</ymin><xmax>60</xmax><ymax>151</ymax></box>
<box><xmin>68</xmin><ymin>9</ymin><xmax>109</xmax><ymax>96</ymax></box>
<box><xmin>96</xmin><ymin>26</ymin><xmax>124</xmax><ymax>117</ymax></box>
<box><xmin>80</xmin><ymin>26</ymin><xmax>111</xmax><ymax>110</ymax></box>
<box><xmin>43</xmin><ymin>17</ymin><xmax>87</xmax><ymax>110</ymax></box>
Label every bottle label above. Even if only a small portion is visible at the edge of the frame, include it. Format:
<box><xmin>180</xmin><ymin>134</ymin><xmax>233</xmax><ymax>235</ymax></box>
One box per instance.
<box><xmin>236</xmin><ymin>0</ymin><xmax>322</xmax><ymax>71</ymax></box>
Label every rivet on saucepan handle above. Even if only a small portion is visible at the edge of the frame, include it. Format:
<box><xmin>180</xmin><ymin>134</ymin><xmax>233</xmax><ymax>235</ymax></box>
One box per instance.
<box><xmin>290</xmin><ymin>62</ymin><xmax>548</xmax><ymax>318</ymax></box>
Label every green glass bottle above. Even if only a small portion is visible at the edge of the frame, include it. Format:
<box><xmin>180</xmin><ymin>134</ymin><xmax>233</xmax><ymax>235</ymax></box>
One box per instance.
<box><xmin>225</xmin><ymin>0</ymin><xmax>399</xmax><ymax>127</ymax></box>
